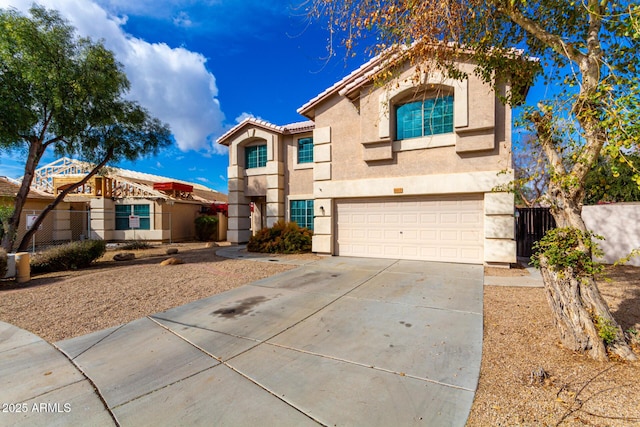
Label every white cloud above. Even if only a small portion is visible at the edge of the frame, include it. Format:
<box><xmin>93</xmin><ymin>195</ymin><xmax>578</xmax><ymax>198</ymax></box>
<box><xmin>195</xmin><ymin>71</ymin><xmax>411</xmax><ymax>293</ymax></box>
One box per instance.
<box><xmin>196</xmin><ymin>177</ymin><xmax>210</xmax><ymax>183</ymax></box>
<box><xmin>234</xmin><ymin>112</ymin><xmax>261</xmax><ymax>123</ymax></box>
<box><xmin>0</xmin><ymin>0</ymin><xmax>226</xmax><ymax>154</ymax></box>
<box><xmin>173</xmin><ymin>11</ymin><xmax>192</xmax><ymax>28</ymax></box>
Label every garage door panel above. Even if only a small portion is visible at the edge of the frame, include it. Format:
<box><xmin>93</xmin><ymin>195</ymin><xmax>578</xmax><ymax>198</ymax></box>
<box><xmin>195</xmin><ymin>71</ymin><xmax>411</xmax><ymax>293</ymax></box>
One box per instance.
<box><xmin>368</xmin><ymin>214</ymin><xmax>383</xmax><ymax>224</ymax></box>
<box><xmin>367</xmin><ymin>229</ymin><xmax>384</xmax><ymax>240</ymax></box>
<box><xmin>461</xmin><ymin>212</ymin><xmax>482</xmax><ymax>225</ymax></box>
<box><xmin>440</xmin><ymin>213</ymin><xmax>459</xmax><ymax>224</ymax></box>
<box><xmin>384</xmin><ymin>229</ymin><xmax>400</xmax><ymax>239</ymax></box>
<box><xmin>461</xmin><ymin>230</ymin><xmax>481</xmax><ymax>242</ymax></box>
<box><xmin>336</xmin><ymin>195</ymin><xmax>484</xmax><ymax>264</ymax></box>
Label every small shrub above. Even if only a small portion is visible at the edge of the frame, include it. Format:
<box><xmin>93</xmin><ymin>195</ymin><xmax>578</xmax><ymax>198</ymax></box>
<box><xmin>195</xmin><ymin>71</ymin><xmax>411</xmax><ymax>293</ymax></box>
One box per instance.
<box><xmin>0</xmin><ymin>247</ymin><xmax>7</xmax><ymax>278</ymax></box>
<box><xmin>247</xmin><ymin>220</ymin><xmax>312</xmax><ymax>254</ymax></box>
<box><xmin>195</xmin><ymin>215</ymin><xmax>219</xmax><ymax>241</ymax></box>
<box><xmin>121</xmin><ymin>240</ymin><xmax>152</xmax><ymax>250</ymax></box>
<box><xmin>595</xmin><ymin>315</ymin><xmax>618</xmax><ymax>345</ymax></box>
<box><xmin>31</xmin><ymin>240</ymin><xmax>107</xmax><ymax>273</ymax></box>
<box><xmin>531</xmin><ymin>227</ymin><xmax>604</xmax><ymax>276</ymax></box>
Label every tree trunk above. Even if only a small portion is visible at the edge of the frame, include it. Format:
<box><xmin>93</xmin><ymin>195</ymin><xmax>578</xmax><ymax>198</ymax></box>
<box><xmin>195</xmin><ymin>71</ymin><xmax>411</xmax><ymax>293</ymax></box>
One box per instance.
<box><xmin>1</xmin><ymin>139</ymin><xmax>46</xmax><ymax>252</ymax></box>
<box><xmin>539</xmin><ymin>188</ymin><xmax>637</xmax><ymax>361</ymax></box>
<box><xmin>15</xmin><ymin>149</ymin><xmax>114</xmax><ymax>252</ymax></box>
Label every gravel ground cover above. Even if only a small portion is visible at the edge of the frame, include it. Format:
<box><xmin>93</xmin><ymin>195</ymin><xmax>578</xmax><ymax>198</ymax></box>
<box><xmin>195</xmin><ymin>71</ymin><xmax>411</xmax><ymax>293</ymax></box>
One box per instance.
<box><xmin>0</xmin><ymin>243</ymin><xmax>638</xmax><ymax>425</ymax></box>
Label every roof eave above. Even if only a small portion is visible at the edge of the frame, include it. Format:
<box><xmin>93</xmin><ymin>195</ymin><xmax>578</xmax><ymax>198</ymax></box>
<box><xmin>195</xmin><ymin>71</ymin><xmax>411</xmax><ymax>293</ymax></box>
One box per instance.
<box><xmin>216</xmin><ymin>118</ymin><xmax>286</xmax><ymax>146</ymax></box>
<box><xmin>297</xmin><ymin>53</ymin><xmax>386</xmax><ymax>118</ymax></box>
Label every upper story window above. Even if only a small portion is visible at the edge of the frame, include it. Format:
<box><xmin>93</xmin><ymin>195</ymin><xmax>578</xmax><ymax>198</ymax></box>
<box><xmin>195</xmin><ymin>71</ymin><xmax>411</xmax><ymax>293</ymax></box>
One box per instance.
<box><xmin>396</xmin><ymin>94</ymin><xmax>454</xmax><ymax>140</ymax></box>
<box><xmin>245</xmin><ymin>144</ymin><xmax>267</xmax><ymax>169</ymax></box>
<box><xmin>297</xmin><ymin>137</ymin><xmax>313</xmax><ymax>164</ymax></box>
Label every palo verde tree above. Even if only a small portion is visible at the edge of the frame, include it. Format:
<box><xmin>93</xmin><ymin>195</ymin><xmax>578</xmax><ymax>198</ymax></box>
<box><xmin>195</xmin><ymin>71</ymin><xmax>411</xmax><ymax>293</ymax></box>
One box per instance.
<box><xmin>308</xmin><ymin>0</ymin><xmax>640</xmax><ymax>360</ymax></box>
<box><xmin>0</xmin><ymin>6</ymin><xmax>171</xmax><ymax>252</ymax></box>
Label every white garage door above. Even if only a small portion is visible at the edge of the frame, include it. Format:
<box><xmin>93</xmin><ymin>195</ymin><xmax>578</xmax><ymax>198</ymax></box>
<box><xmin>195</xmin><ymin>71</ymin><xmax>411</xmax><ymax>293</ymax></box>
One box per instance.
<box><xmin>335</xmin><ymin>195</ymin><xmax>484</xmax><ymax>264</ymax></box>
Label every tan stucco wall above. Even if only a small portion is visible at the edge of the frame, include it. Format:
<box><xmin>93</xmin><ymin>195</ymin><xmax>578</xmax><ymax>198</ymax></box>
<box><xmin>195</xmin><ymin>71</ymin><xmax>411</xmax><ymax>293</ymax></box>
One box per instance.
<box><xmin>165</xmin><ymin>202</ymin><xmax>201</xmax><ymax>242</ymax></box>
<box><xmin>16</xmin><ymin>199</ymin><xmax>57</xmax><ymax>249</ymax></box>
<box><xmin>224</xmin><ymin>59</ymin><xmax>516</xmax><ymax>263</ymax></box>
<box><xmin>315</xmin><ymin>61</ymin><xmax>512</xmax><ymax>182</ymax></box>
<box><xmin>310</xmin><ymin>60</ymin><xmax>515</xmax><ymax>264</ymax></box>
<box><xmin>583</xmin><ymin>203</ymin><xmax>640</xmax><ymax>267</ymax></box>
<box><xmin>226</xmin><ymin>126</ymin><xmax>288</xmax><ymax>242</ymax></box>
<box><xmin>285</xmin><ymin>132</ymin><xmax>314</xmax><ymax>198</ymax></box>
<box><xmin>89</xmin><ymin>198</ymin><xmax>203</xmax><ymax>242</ymax></box>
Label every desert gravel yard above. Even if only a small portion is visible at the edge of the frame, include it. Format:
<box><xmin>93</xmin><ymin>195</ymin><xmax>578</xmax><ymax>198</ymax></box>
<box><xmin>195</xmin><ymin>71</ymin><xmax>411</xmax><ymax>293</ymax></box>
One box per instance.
<box><xmin>1</xmin><ymin>243</ymin><xmax>639</xmax><ymax>426</ymax></box>
<box><xmin>0</xmin><ymin>243</ymin><xmax>305</xmax><ymax>342</ymax></box>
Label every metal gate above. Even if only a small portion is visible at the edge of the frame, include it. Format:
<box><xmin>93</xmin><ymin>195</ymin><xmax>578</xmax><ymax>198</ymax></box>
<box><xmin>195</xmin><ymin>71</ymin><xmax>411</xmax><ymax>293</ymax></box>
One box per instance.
<box><xmin>515</xmin><ymin>207</ymin><xmax>556</xmax><ymax>258</ymax></box>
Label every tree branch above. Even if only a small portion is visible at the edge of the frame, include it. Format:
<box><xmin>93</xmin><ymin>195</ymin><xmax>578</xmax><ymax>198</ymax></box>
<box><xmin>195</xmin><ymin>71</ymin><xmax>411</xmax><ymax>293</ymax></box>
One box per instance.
<box><xmin>16</xmin><ymin>145</ymin><xmax>115</xmax><ymax>252</ymax></box>
<box><xmin>529</xmin><ymin>109</ymin><xmax>566</xmax><ymax>176</ymax></box>
<box><xmin>496</xmin><ymin>2</ymin><xmax>585</xmax><ymax>64</ymax></box>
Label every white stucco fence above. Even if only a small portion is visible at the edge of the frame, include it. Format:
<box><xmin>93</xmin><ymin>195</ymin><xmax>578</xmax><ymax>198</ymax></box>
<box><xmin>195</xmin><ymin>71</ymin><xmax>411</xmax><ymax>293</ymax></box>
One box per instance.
<box><xmin>583</xmin><ymin>203</ymin><xmax>640</xmax><ymax>267</ymax></box>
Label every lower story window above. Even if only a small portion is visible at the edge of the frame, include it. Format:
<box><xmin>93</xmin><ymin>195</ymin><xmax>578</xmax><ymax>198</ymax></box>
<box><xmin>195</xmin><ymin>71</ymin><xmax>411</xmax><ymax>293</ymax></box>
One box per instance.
<box><xmin>290</xmin><ymin>200</ymin><xmax>314</xmax><ymax>230</ymax></box>
<box><xmin>115</xmin><ymin>204</ymin><xmax>151</xmax><ymax>230</ymax></box>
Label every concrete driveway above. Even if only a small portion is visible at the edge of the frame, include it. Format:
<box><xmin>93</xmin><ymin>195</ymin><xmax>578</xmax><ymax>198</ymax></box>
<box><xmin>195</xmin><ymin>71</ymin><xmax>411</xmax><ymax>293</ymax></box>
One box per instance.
<box><xmin>1</xmin><ymin>256</ymin><xmax>483</xmax><ymax>426</ymax></box>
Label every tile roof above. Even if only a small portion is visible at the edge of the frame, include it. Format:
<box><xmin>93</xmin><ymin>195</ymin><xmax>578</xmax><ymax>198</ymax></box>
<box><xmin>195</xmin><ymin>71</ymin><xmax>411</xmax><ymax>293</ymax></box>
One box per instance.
<box><xmin>297</xmin><ymin>54</ymin><xmax>385</xmax><ymax>119</ymax></box>
<box><xmin>296</xmin><ymin>44</ymin><xmax>535</xmax><ymax>118</ymax></box>
<box><xmin>217</xmin><ymin>118</ymin><xmax>285</xmax><ymax>146</ymax></box>
<box><xmin>217</xmin><ymin>118</ymin><xmax>315</xmax><ymax>146</ymax></box>
<box><xmin>283</xmin><ymin>120</ymin><xmax>315</xmax><ymax>134</ymax></box>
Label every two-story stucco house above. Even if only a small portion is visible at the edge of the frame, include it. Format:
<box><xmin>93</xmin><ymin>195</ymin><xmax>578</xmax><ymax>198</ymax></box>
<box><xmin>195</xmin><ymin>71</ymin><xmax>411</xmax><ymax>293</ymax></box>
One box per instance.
<box><xmin>218</xmin><ymin>54</ymin><xmax>520</xmax><ymax>266</ymax></box>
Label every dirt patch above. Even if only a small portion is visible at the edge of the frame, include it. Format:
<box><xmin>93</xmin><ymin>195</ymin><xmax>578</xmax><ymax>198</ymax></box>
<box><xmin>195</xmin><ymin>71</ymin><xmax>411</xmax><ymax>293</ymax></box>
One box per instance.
<box><xmin>468</xmin><ymin>264</ymin><xmax>640</xmax><ymax>426</ymax></box>
<box><xmin>485</xmin><ymin>265</ymin><xmax>531</xmax><ymax>277</ymax></box>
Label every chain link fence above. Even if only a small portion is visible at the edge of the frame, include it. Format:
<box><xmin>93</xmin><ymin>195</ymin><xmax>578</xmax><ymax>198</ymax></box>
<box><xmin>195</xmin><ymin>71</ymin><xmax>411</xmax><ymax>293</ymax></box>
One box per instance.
<box><xmin>16</xmin><ymin>209</ymin><xmax>92</xmax><ymax>253</ymax></box>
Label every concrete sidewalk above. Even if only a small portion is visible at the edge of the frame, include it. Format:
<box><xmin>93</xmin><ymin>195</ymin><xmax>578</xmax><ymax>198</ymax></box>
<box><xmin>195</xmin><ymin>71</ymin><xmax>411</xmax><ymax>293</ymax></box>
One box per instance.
<box><xmin>1</xmin><ymin>256</ymin><xmax>485</xmax><ymax>426</ymax></box>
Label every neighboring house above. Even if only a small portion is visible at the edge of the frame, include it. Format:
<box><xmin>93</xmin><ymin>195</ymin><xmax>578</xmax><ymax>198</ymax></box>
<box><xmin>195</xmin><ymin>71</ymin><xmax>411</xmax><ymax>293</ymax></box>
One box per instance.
<box><xmin>26</xmin><ymin>158</ymin><xmax>228</xmax><ymax>243</ymax></box>
<box><xmin>218</xmin><ymin>55</ymin><xmax>521</xmax><ymax>266</ymax></box>
<box><xmin>0</xmin><ymin>176</ymin><xmax>78</xmax><ymax>248</ymax></box>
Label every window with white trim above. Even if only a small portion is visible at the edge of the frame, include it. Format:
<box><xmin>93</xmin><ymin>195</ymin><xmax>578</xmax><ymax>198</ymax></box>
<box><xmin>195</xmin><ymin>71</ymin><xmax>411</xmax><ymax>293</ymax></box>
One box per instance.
<box><xmin>245</xmin><ymin>144</ymin><xmax>267</xmax><ymax>169</ymax></box>
<box><xmin>290</xmin><ymin>200</ymin><xmax>314</xmax><ymax>230</ymax></box>
<box><xmin>297</xmin><ymin>137</ymin><xmax>313</xmax><ymax>164</ymax></box>
<box><xmin>115</xmin><ymin>204</ymin><xmax>150</xmax><ymax>230</ymax></box>
<box><xmin>395</xmin><ymin>94</ymin><xmax>454</xmax><ymax>140</ymax></box>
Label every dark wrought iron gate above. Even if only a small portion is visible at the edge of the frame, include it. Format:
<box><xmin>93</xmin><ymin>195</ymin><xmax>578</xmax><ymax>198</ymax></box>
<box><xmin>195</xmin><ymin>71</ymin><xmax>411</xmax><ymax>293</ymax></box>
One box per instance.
<box><xmin>515</xmin><ymin>207</ymin><xmax>556</xmax><ymax>258</ymax></box>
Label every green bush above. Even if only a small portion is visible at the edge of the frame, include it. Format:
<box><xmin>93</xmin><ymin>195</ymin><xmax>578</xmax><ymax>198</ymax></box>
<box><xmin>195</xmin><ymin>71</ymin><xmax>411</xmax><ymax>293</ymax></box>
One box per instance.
<box><xmin>247</xmin><ymin>220</ymin><xmax>312</xmax><ymax>254</ymax></box>
<box><xmin>531</xmin><ymin>227</ymin><xmax>604</xmax><ymax>277</ymax></box>
<box><xmin>0</xmin><ymin>247</ymin><xmax>7</xmax><ymax>278</ymax></box>
<box><xmin>121</xmin><ymin>240</ymin><xmax>152</xmax><ymax>250</ymax></box>
<box><xmin>195</xmin><ymin>215</ymin><xmax>219</xmax><ymax>241</ymax></box>
<box><xmin>31</xmin><ymin>240</ymin><xmax>107</xmax><ymax>273</ymax></box>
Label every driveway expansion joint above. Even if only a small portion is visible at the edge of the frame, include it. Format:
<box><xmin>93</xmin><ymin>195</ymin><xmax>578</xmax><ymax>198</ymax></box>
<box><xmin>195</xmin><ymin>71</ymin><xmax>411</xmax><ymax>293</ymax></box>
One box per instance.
<box><xmin>261</xmin><ymin>341</ymin><xmax>476</xmax><ymax>392</ymax></box>
<box><xmin>50</xmin><ymin>341</ymin><xmax>121</xmax><ymax>427</ymax></box>
<box><xmin>146</xmin><ymin>316</ymin><xmax>325</xmax><ymax>425</ymax></box>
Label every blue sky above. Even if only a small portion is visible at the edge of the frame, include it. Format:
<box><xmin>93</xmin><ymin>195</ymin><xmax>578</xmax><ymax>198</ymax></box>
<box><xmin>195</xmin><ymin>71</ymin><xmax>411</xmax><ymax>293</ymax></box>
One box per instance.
<box><xmin>0</xmin><ymin>0</ymin><xmax>363</xmax><ymax>192</ymax></box>
<box><xmin>0</xmin><ymin>1</ymin><xmax>553</xmax><ymax>194</ymax></box>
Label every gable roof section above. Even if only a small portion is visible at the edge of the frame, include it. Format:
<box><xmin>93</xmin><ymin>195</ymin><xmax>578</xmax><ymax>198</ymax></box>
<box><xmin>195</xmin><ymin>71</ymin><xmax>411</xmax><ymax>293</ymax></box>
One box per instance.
<box><xmin>29</xmin><ymin>158</ymin><xmax>227</xmax><ymax>203</ymax></box>
<box><xmin>0</xmin><ymin>176</ymin><xmax>54</xmax><ymax>201</ymax></box>
<box><xmin>217</xmin><ymin>117</ymin><xmax>315</xmax><ymax>146</ymax></box>
<box><xmin>298</xmin><ymin>44</ymin><xmax>536</xmax><ymax>119</ymax></box>
<box><xmin>297</xmin><ymin>54</ymin><xmax>387</xmax><ymax>120</ymax></box>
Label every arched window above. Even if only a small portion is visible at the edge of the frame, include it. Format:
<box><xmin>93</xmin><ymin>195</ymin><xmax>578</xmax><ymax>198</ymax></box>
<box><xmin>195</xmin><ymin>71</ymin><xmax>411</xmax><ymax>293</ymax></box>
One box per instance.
<box><xmin>395</xmin><ymin>94</ymin><xmax>454</xmax><ymax>140</ymax></box>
